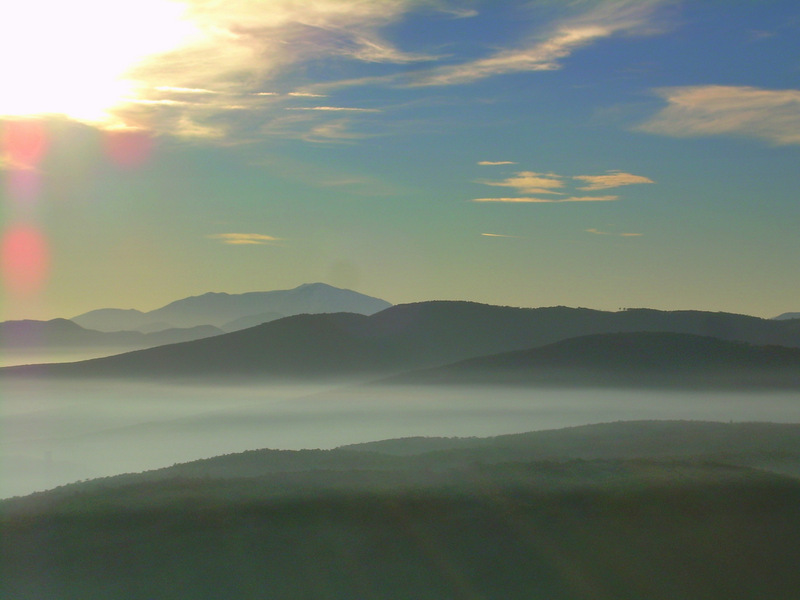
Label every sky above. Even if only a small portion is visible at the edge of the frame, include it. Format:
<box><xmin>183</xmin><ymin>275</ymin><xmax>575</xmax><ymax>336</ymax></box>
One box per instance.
<box><xmin>0</xmin><ymin>0</ymin><xmax>798</xmax><ymax>321</ymax></box>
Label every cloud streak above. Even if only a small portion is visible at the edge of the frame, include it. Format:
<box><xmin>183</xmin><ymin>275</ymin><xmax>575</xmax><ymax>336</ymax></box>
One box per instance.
<box><xmin>574</xmin><ymin>171</ymin><xmax>655</xmax><ymax>190</ymax></box>
<box><xmin>474</xmin><ymin>196</ymin><xmax>618</xmax><ymax>203</ymax></box>
<box><xmin>586</xmin><ymin>228</ymin><xmax>642</xmax><ymax>237</ymax></box>
<box><xmin>638</xmin><ymin>85</ymin><xmax>800</xmax><ymax>145</ymax></box>
<box><xmin>208</xmin><ymin>233</ymin><xmax>280</xmax><ymax>245</ymax></box>
<box><xmin>479</xmin><ymin>171</ymin><xmax>566</xmax><ymax>195</ymax></box>
<box><xmin>478</xmin><ymin>160</ymin><xmax>517</xmax><ymax>166</ymax></box>
<box><xmin>286</xmin><ymin>106</ymin><xmax>381</xmax><ymax>112</ymax></box>
<box><xmin>32</xmin><ymin>0</ymin><xmax>443</xmax><ymax>135</ymax></box>
<box><xmin>474</xmin><ymin>167</ymin><xmax>653</xmax><ymax>203</ymax></box>
<box><xmin>407</xmin><ymin>0</ymin><xmax>668</xmax><ymax>86</ymax></box>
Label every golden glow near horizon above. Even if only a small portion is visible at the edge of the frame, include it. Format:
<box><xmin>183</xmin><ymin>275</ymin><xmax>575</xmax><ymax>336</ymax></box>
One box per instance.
<box><xmin>0</xmin><ymin>0</ymin><xmax>198</xmax><ymax>126</ymax></box>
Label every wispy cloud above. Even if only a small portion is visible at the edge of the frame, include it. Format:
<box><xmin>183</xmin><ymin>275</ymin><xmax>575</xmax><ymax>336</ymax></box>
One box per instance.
<box><xmin>34</xmin><ymin>0</ymin><xmax>444</xmax><ymax>135</ymax></box>
<box><xmin>638</xmin><ymin>85</ymin><xmax>800</xmax><ymax>145</ymax></box>
<box><xmin>574</xmin><ymin>171</ymin><xmax>655</xmax><ymax>190</ymax></box>
<box><xmin>107</xmin><ymin>0</ymin><xmax>669</xmax><ymax>137</ymax></box>
<box><xmin>288</xmin><ymin>92</ymin><xmax>328</xmax><ymax>97</ymax></box>
<box><xmin>208</xmin><ymin>233</ymin><xmax>280</xmax><ymax>245</ymax></box>
<box><xmin>293</xmin><ymin>118</ymin><xmax>375</xmax><ymax>144</ymax></box>
<box><xmin>407</xmin><ymin>0</ymin><xmax>669</xmax><ymax>87</ymax></box>
<box><xmin>479</xmin><ymin>171</ymin><xmax>566</xmax><ymax>195</ymax></box>
<box><xmin>586</xmin><ymin>228</ymin><xmax>642</xmax><ymax>237</ymax></box>
<box><xmin>286</xmin><ymin>106</ymin><xmax>381</xmax><ymax>112</ymax></box>
<box><xmin>478</xmin><ymin>160</ymin><xmax>517</xmax><ymax>166</ymax></box>
<box><xmin>124</xmin><ymin>98</ymin><xmax>192</xmax><ymax>106</ymax></box>
<box><xmin>450</xmin><ymin>8</ymin><xmax>478</xmax><ymax>18</ymax></box>
<box><xmin>481</xmin><ymin>232</ymin><xmax>520</xmax><ymax>237</ymax></box>
<box><xmin>154</xmin><ymin>86</ymin><xmax>220</xmax><ymax>95</ymax></box>
<box><xmin>474</xmin><ymin>196</ymin><xmax>618</xmax><ymax>203</ymax></box>
<box><xmin>474</xmin><ymin>166</ymin><xmax>653</xmax><ymax>203</ymax></box>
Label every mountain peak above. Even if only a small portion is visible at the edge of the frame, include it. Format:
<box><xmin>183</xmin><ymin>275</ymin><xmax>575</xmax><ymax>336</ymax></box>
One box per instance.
<box><xmin>296</xmin><ymin>282</ymin><xmax>330</xmax><ymax>289</ymax></box>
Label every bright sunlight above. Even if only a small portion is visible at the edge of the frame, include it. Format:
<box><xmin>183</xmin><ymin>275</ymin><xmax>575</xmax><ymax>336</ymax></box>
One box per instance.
<box><xmin>0</xmin><ymin>0</ymin><xmax>198</xmax><ymax>126</ymax></box>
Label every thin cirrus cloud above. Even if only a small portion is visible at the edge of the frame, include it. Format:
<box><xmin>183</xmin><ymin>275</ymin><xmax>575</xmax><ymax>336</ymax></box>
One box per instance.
<box><xmin>115</xmin><ymin>0</ymin><xmax>667</xmax><ymax>136</ymax></box>
<box><xmin>2</xmin><ymin>0</ymin><xmax>672</xmax><ymax>141</ymax></box>
<box><xmin>407</xmin><ymin>0</ymin><xmax>669</xmax><ymax>87</ymax></box>
<box><xmin>479</xmin><ymin>171</ymin><xmax>566</xmax><ymax>195</ymax></box>
<box><xmin>474</xmin><ymin>168</ymin><xmax>653</xmax><ymax>203</ymax></box>
<box><xmin>286</xmin><ymin>106</ymin><xmax>381</xmax><ymax>112</ymax></box>
<box><xmin>287</xmin><ymin>92</ymin><xmax>328</xmax><ymax>97</ymax></box>
<box><xmin>478</xmin><ymin>161</ymin><xmax>518</xmax><ymax>166</ymax></box>
<box><xmin>208</xmin><ymin>233</ymin><xmax>280</xmax><ymax>245</ymax></box>
<box><xmin>154</xmin><ymin>86</ymin><xmax>221</xmax><ymax>95</ymax></box>
<box><xmin>474</xmin><ymin>196</ymin><xmax>619</xmax><ymax>203</ymax></box>
<box><xmin>638</xmin><ymin>85</ymin><xmax>800</xmax><ymax>145</ymax></box>
<box><xmin>6</xmin><ymin>0</ymin><xmax>441</xmax><ymax>136</ymax></box>
<box><xmin>586</xmin><ymin>228</ymin><xmax>643</xmax><ymax>237</ymax></box>
<box><xmin>574</xmin><ymin>171</ymin><xmax>655</xmax><ymax>190</ymax></box>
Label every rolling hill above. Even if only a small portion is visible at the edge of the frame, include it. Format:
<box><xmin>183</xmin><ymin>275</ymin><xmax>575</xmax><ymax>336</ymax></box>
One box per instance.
<box><xmin>387</xmin><ymin>332</ymin><xmax>800</xmax><ymax>389</ymax></box>
<box><xmin>7</xmin><ymin>301</ymin><xmax>800</xmax><ymax>383</ymax></box>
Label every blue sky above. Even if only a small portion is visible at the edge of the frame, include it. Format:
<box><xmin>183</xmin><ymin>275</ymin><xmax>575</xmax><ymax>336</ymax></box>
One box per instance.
<box><xmin>1</xmin><ymin>0</ymin><xmax>798</xmax><ymax>319</ymax></box>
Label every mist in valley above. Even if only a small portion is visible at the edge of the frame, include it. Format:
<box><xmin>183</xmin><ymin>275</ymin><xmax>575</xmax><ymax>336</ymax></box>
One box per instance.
<box><xmin>3</xmin><ymin>377</ymin><xmax>800</xmax><ymax>499</ymax></box>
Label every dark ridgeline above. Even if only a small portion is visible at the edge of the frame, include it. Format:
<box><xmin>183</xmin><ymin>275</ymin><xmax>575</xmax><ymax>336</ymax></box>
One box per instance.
<box><xmin>5</xmin><ymin>301</ymin><xmax>800</xmax><ymax>384</ymax></box>
<box><xmin>4</xmin><ymin>420</ymin><xmax>800</xmax><ymax>599</ymax></box>
<box><xmin>774</xmin><ymin>312</ymin><xmax>800</xmax><ymax>320</ymax></box>
<box><xmin>389</xmin><ymin>331</ymin><xmax>800</xmax><ymax>389</ymax></box>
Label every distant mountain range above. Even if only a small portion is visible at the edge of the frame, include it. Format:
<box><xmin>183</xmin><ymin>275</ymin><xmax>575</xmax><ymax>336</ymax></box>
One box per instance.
<box><xmin>0</xmin><ymin>318</ymin><xmax>223</xmax><ymax>366</ymax></box>
<box><xmin>71</xmin><ymin>282</ymin><xmax>392</xmax><ymax>332</ymax></box>
<box><xmin>7</xmin><ymin>301</ymin><xmax>800</xmax><ymax>386</ymax></box>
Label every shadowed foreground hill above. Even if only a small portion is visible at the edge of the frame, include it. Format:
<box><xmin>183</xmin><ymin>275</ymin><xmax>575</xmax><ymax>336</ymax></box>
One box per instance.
<box><xmin>4</xmin><ymin>420</ymin><xmax>800</xmax><ymax>599</ymax></box>
<box><xmin>6</xmin><ymin>302</ymin><xmax>800</xmax><ymax>381</ymax></box>
<box><xmin>340</xmin><ymin>420</ymin><xmax>800</xmax><ymax>477</ymax></box>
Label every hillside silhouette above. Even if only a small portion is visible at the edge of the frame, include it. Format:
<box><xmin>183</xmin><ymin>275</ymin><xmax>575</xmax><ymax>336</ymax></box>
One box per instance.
<box><xmin>7</xmin><ymin>302</ymin><xmax>800</xmax><ymax>383</ymax></box>
<box><xmin>388</xmin><ymin>332</ymin><xmax>800</xmax><ymax>389</ymax></box>
<box><xmin>0</xmin><ymin>318</ymin><xmax>223</xmax><ymax>365</ymax></box>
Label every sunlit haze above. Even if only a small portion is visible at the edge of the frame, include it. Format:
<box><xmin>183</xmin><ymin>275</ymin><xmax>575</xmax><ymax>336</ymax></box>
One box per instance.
<box><xmin>0</xmin><ymin>0</ymin><xmax>198</xmax><ymax>124</ymax></box>
<box><xmin>0</xmin><ymin>0</ymin><xmax>798</xmax><ymax>320</ymax></box>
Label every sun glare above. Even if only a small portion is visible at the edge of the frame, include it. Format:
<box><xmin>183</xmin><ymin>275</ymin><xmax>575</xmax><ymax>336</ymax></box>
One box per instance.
<box><xmin>0</xmin><ymin>0</ymin><xmax>198</xmax><ymax>126</ymax></box>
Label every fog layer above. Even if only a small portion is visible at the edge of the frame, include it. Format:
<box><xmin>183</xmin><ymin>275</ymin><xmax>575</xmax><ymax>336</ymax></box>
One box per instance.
<box><xmin>2</xmin><ymin>379</ymin><xmax>799</xmax><ymax>498</ymax></box>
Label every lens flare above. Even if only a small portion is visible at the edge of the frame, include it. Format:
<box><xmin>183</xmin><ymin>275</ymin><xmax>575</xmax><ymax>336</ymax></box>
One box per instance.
<box><xmin>6</xmin><ymin>169</ymin><xmax>42</xmax><ymax>202</ymax></box>
<box><xmin>2</xmin><ymin>119</ymin><xmax>48</xmax><ymax>168</ymax></box>
<box><xmin>104</xmin><ymin>130</ymin><xmax>153</xmax><ymax>168</ymax></box>
<box><xmin>1</xmin><ymin>226</ymin><xmax>49</xmax><ymax>295</ymax></box>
